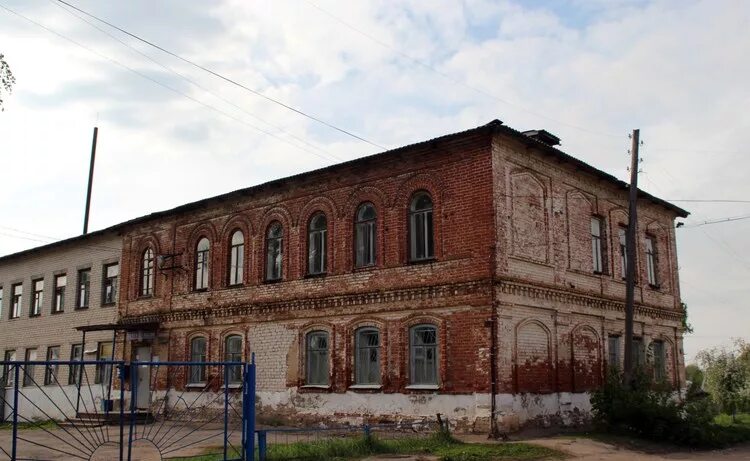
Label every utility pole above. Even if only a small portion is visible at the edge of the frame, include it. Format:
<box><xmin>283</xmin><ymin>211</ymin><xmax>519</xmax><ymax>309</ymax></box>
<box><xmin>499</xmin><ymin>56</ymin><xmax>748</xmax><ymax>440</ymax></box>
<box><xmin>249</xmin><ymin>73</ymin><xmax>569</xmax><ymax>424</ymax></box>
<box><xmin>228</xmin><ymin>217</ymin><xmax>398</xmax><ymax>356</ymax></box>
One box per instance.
<box><xmin>623</xmin><ymin>129</ymin><xmax>640</xmax><ymax>386</ymax></box>
<box><xmin>83</xmin><ymin>126</ymin><xmax>98</xmax><ymax>235</ymax></box>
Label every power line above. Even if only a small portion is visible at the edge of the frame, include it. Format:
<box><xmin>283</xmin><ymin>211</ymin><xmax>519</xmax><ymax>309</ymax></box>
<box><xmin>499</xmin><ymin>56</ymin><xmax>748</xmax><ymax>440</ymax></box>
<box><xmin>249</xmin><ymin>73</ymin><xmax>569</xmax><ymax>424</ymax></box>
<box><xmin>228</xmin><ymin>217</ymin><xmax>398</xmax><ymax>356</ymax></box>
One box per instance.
<box><xmin>50</xmin><ymin>0</ymin><xmax>342</xmax><ymax>163</ymax></box>
<box><xmin>302</xmin><ymin>0</ymin><xmax>623</xmax><ymax>139</ymax></box>
<box><xmin>679</xmin><ymin>214</ymin><xmax>750</xmax><ymax>229</ymax></box>
<box><xmin>0</xmin><ymin>3</ymin><xmax>337</xmax><ymax>163</ymax></box>
<box><xmin>54</xmin><ymin>0</ymin><xmax>386</xmax><ymax>150</ymax></box>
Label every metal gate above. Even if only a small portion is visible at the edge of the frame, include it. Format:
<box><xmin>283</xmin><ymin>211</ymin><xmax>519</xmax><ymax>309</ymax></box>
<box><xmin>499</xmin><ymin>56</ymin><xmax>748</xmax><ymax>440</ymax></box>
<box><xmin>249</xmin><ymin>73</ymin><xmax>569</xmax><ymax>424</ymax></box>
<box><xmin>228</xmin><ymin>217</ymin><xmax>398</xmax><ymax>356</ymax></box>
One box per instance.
<box><xmin>0</xmin><ymin>357</ymin><xmax>256</xmax><ymax>461</ymax></box>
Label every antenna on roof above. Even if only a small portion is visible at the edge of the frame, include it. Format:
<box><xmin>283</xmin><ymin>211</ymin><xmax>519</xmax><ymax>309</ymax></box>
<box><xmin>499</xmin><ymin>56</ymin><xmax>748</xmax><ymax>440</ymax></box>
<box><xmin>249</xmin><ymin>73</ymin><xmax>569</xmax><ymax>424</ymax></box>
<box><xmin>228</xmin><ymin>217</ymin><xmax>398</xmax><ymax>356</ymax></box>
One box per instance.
<box><xmin>83</xmin><ymin>126</ymin><xmax>98</xmax><ymax>235</ymax></box>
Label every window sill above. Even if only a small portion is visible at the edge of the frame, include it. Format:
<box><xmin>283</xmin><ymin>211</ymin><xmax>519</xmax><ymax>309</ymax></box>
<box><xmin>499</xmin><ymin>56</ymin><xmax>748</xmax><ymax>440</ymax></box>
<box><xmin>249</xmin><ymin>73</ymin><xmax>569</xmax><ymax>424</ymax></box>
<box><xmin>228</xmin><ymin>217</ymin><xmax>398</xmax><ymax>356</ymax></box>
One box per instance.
<box><xmin>408</xmin><ymin>257</ymin><xmax>436</xmax><ymax>266</ymax></box>
<box><xmin>405</xmin><ymin>384</ymin><xmax>439</xmax><ymax>391</ymax></box>
<box><xmin>75</xmin><ymin>307</ymin><xmax>89</xmax><ymax>311</ymax></box>
<box><xmin>101</xmin><ymin>302</ymin><xmax>116</xmax><ymax>307</ymax></box>
<box><xmin>352</xmin><ymin>265</ymin><xmax>376</xmax><ymax>273</ymax></box>
<box><xmin>51</xmin><ymin>310</ymin><xmax>64</xmax><ymax>315</ymax></box>
<box><xmin>349</xmin><ymin>384</ymin><xmax>382</xmax><ymax>391</ymax></box>
<box><xmin>227</xmin><ymin>283</ymin><xmax>244</xmax><ymax>289</ymax></box>
<box><xmin>263</xmin><ymin>278</ymin><xmax>283</xmax><ymax>285</ymax></box>
<box><xmin>222</xmin><ymin>384</ymin><xmax>242</xmax><ymax>389</ymax></box>
<box><xmin>29</xmin><ymin>314</ymin><xmax>41</xmax><ymax>318</ymax></box>
<box><xmin>193</xmin><ymin>288</ymin><xmax>209</xmax><ymax>293</ymax></box>
<box><xmin>300</xmin><ymin>384</ymin><xmax>330</xmax><ymax>389</ymax></box>
<box><xmin>649</xmin><ymin>283</ymin><xmax>661</xmax><ymax>290</ymax></box>
<box><xmin>304</xmin><ymin>272</ymin><xmax>327</xmax><ymax>279</ymax></box>
<box><xmin>186</xmin><ymin>383</ymin><xmax>207</xmax><ymax>388</ymax></box>
<box><xmin>137</xmin><ymin>295</ymin><xmax>153</xmax><ymax>300</ymax></box>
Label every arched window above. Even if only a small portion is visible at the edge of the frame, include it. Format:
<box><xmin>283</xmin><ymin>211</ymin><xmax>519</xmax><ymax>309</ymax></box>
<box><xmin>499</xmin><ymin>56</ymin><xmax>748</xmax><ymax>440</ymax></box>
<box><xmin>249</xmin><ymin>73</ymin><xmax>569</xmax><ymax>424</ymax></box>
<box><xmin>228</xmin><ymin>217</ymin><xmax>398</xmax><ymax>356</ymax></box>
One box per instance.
<box><xmin>265</xmin><ymin>222</ymin><xmax>283</xmax><ymax>281</ymax></box>
<box><xmin>354</xmin><ymin>203</ymin><xmax>376</xmax><ymax>268</ymax></box>
<box><xmin>225</xmin><ymin>335</ymin><xmax>243</xmax><ymax>385</ymax></box>
<box><xmin>141</xmin><ymin>248</ymin><xmax>154</xmax><ymax>297</ymax></box>
<box><xmin>307</xmin><ymin>213</ymin><xmax>327</xmax><ymax>275</ymax></box>
<box><xmin>355</xmin><ymin>328</ymin><xmax>380</xmax><ymax>385</ymax></box>
<box><xmin>195</xmin><ymin>237</ymin><xmax>210</xmax><ymax>290</ymax></box>
<box><xmin>189</xmin><ymin>337</ymin><xmax>207</xmax><ymax>384</ymax></box>
<box><xmin>410</xmin><ymin>324</ymin><xmax>438</xmax><ymax>385</ymax></box>
<box><xmin>306</xmin><ymin>331</ymin><xmax>329</xmax><ymax>385</ymax></box>
<box><xmin>409</xmin><ymin>192</ymin><xmax>434</xmax><ymax>261</ymax></box>
<box><xmin>228</xmin><ymin>230</ymin><xmax>244</xmax><ymax>286</ymax></box>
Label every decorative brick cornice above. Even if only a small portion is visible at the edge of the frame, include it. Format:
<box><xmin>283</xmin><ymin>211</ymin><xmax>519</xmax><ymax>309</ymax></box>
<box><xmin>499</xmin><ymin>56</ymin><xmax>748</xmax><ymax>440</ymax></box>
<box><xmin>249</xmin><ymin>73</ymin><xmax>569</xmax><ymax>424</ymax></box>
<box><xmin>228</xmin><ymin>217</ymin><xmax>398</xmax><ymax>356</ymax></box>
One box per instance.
<box><xmin>497</xmin><ymin>280</ymin><xmax>683</xmax><ymax>322</ymax></box>
<box><xmin>120</xmin><ymin>280</ymin><xmax>492</xmax><ymax>325</ymax></box>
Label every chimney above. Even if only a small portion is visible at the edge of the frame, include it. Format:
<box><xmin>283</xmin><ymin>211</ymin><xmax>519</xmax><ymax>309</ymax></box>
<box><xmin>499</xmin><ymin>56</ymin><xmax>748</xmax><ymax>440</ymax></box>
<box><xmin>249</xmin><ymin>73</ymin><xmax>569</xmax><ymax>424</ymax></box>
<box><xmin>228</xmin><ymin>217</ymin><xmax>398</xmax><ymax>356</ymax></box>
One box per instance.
<box><xmin>522</xmin><ymin>129</ymin><xmax>560</xmax><ymax>146</ymax></box>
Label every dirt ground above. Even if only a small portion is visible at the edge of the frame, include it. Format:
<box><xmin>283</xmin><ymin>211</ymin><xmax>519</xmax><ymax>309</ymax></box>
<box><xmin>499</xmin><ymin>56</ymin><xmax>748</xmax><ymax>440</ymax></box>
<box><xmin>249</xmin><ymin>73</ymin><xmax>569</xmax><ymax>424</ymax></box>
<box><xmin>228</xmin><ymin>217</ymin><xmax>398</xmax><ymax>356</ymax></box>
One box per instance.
<box><xmin>363</xmin><ymin>436</ymin><xmax>750</xmax><ymax>461</ymax></box>
<box><xmin>529</xmin><ymin>436</ymin><xmax>750</xmax><ymax>460</ymax></box>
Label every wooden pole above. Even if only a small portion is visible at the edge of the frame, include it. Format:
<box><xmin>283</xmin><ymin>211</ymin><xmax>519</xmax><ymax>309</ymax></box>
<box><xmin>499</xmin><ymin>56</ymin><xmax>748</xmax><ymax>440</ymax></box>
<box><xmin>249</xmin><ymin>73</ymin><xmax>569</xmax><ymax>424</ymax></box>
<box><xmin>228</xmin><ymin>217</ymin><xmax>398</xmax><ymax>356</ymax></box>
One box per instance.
<box><xmin>623</xmin><ymin>129</ymin><xmax>640</xmax><ymax>386</ymax></box>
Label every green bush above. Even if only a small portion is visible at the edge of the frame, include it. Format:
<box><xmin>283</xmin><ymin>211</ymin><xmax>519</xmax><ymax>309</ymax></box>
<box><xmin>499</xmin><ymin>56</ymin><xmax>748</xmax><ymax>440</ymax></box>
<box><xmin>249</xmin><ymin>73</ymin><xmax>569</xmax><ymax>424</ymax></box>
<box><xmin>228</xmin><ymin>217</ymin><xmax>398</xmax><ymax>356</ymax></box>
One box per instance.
<box><xmin>591</xmin><ymin>370</ymin><xmax>750</xmax><ymax>448</ymax></box>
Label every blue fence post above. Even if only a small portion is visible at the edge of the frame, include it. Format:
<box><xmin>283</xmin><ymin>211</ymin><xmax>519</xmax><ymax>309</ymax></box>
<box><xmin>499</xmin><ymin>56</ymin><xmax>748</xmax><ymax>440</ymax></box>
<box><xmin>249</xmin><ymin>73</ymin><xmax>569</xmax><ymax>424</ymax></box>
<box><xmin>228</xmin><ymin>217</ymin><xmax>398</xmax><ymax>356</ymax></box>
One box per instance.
<box><xmin>127</xmin><ymin>362</ymin><xmax>138</xmax><ymax>461</ymax></box>
<box><xmin>223</xmin><ymin>363</ymin><xmax>229</xmax><ymax>460</ymax></box>
<box><xmin>11</xmin><ymin>363</ymin><xmax>20</xmax><ymax>461</ymax></box>
<box><xmin>257</xmin><ymin>431</ymin><xmax>267</xmax><ymax>461</ymax></box>
<box><xmin>243</xmin><ymin>354</ymin><xmax>256</xmax><ymax>461</ymax></box>
<box><xmin>118</xmin><ymin>363</ymin><xmax>125</xmax><ymax>461</ymax></box>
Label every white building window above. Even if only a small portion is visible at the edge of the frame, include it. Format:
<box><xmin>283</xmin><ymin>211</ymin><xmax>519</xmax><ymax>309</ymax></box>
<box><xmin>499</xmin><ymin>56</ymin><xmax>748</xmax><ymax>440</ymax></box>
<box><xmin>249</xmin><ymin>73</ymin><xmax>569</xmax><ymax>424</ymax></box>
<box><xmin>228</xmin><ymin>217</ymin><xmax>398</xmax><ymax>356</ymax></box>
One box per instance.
<box><xmin>225</xmin><ymin>335</ymin><xmax>243</xmax><ymax>385</ymax></box>
<box><xmin>409</xmin><ymin>193</ymin><xmax>434</xmax><ymax>261</ymax></box>
<box><xmin>355</xmin><ymin>328</ymin><xmax>380</xmax><ymax>385</ymax></box>
<box><xmin>307</xmin><ymin>213</ymin><xmax>327</xmax><ymax>275</ymax></box>
<box><xmin>195</xmin><ymin>237</ymin><xmax>210</xmax><ymax>290</ymax></box>
<box><xmin>141</xmin><ymin>248</ymin><xmax>155</xmax><ymax>297</ymax></box>
<box><xmin>189</xmin><ymin>337</ymin><xmax>207</xmax><ymax>384</ymax></box>
<box><xmin>265</xmin><ymin>223</ymin><xmax>283</xmax><ymax>281</ymax></box>
<box><xmin>645</xmin><ymin>235</ymin><xmax>658</xmax><ymax>287</ymax></box>
<box><xmin>306</xmin><ymin>331</ymin><xmax>329</xmax><ymax>386</ymax></box>
<box><xmin>607</xmin><ymin>335</ymin><xmax>620</xmax><ymax>369</ymax></box>
<box><xmin>53</xmin><ymin>275</ymin><xmax>66</xmax><ymax>313</ymax></box>
<box><xmin>591</xmin><ymin>217</ymin><xmax>605</xmax><ymax>273</ymax></box>
<box><xmin>11</xmin><ymin>283</ymin><xmax>22</xmax><ymax>319</ymax></box>
<box><xmin>410</xmin><ymin>325</ymin><xmax>438</xmax><ymax>386</ymax></box>
<box><xmin>355</xmin><ymin>203</ymin><xmax>376</xmax><ymax>268</ymax></box>
<box><xmin>228</xmin><ymin>231</ymin><xmax>244</xmax><ymax>286</ymax></box>
<box><xmin>618</xmin><ymin>227</ymin><xmax>628</xmax><ymax>278</ymax></box>
<box><xmin>31</xmin><ymin>279</ymin><xmax>44</xmax><ymax>317</ymax></box>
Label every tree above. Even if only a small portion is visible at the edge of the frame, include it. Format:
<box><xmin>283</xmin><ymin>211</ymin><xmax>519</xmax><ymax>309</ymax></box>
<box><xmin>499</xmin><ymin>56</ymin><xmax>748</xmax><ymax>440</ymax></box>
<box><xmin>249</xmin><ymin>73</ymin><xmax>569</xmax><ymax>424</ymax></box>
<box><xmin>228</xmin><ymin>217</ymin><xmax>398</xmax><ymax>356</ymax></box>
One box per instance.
<box><xmin>697</xmin><ymin>340</ymin><xmax>750</xmax><ymax>422</ymax></box>
<box><xmin>681</xmin><ymin>302</ymin><xmax>694</xmax><ymax>334</ymax></box>
<box><xmin>0</xmin><ymin>53</ymin><xmax>16</xmax><ymax>111</ymax></box>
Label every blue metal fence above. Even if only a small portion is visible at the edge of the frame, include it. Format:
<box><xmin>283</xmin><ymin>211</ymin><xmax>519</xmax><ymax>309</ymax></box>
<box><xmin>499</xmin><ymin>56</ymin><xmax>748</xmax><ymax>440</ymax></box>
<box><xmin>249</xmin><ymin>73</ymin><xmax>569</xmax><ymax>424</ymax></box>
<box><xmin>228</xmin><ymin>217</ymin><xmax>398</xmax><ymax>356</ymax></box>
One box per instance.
<box><xmin>0</xmin><ymin>356</ymin><xmax>257</xmax><ymax>461</ymax></box>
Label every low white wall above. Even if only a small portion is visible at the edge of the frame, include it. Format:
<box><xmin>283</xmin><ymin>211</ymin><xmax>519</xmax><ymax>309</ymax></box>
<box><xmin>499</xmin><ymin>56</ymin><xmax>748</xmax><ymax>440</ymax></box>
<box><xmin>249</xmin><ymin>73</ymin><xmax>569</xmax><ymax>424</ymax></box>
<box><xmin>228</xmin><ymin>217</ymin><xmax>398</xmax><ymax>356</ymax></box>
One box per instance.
<box><xmin>2</xmin><ymin>384</ymin><xmax>112</xmax><ymax>422</ymax></box>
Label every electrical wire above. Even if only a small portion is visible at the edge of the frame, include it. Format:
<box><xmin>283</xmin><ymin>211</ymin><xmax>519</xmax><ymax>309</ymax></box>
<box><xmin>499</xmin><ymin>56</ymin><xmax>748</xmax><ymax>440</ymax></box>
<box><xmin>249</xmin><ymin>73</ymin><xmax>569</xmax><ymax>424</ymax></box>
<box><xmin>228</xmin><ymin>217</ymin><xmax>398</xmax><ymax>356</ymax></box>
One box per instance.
<box><xmin>54</xmin><ymin>0</ymin><xmax>386</xmax><ymax>150</ymax></box>
<box><xmin>679</xmin><ymin>214</ymin><xmax>750</xmax><ymax>229</ymax></box>
<box><xmin>50</xmin><ymin>0</ymin><xmax>342</xmax><ymax>162</ymax></box>
<box><xmin>0</xmin><ymin>3</ymin><xmax>337</xmax><ymax>163</ymax></box>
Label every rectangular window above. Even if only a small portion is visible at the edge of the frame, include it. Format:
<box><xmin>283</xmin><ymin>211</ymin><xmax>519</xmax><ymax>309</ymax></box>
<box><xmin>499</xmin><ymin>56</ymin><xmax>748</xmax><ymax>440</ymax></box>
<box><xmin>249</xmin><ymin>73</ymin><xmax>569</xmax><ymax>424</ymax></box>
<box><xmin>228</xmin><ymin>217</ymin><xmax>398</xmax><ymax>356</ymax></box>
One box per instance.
<box><xmin>591</xmin><ymin>217</ymin><xmax>605</xmax><ymax>273</ymax></box>
<box><xmin>410</xmin><ymin>325</ymin><xmax>438</xmax><ymax>386</ymax></box>
<box><xmin>653</xmin><ymin>340</ymin><xmax>666</xmax><ymax>381</ymax></box>
<box><xmin>306</xmin><ymin>332</ymin><xmax>329</xmax><ymax>386</ymax></box>
<box><xmin>607</xmin><ymin>335</ymin><xmax>620</xmax><ymax>370</ymax></box>
<box><xmin>102</xmin><ymin>263</ymin><xmax>119</xmax><ymax>305</ymax></box>
<box><xmin>618</xmin><ymin>227</ymin><xmax>628</xmax><ymax>279</ymax></box>
<box><xmin>3</xmin><ymin>350</ymin><xmax>16</xmax><ymax>387</ymax></box>
<box><xmin>53</xmin><ymin>274</ymin><xmax>66</xmax><ymax>313</ymax></box>
<box><xmin>632</xmin><ymin>337</ymin><xmax>644</xmax><ymax>368</ymax></box>
<box><xmin>95</xmin><ymin>342</ymin><xmax>113</xmax><ymax>386</ymax></box>
<box><xmin>10</xmin><ymin>283</ymin><xmax>22</xmax><ymax>319</ymax></box>
<box><xmin>355</xmin><ymin>329</ymin><xmax>381</xmax><ymax>385</ymax></box>
<box><xmin>645</xmin><ymin>235</ymin><xmax>658</xmax><ymax>287</ymax></box>
<box><xmin>23</xmin><ymin>348</ymin><xmax>37</xmax><ymax>386</ymax></box>
<box><xmin>69</xmin><ymin>344</ymin><xmax>83</xmax><ymax>385</ymax></box>
<box><xmin>77</xmin><ymin>269</ymin><xmax>91</xmax><ymax>309</ymax></box>
<box><xmin>44</xmin><ymin>346</ymin><xmax>60</xmax><ymax>385</ymax></box>
<box><xmin>31</xmin><ymin>279</ymin><xmax>44</xmax><ymax>317</ymax></box>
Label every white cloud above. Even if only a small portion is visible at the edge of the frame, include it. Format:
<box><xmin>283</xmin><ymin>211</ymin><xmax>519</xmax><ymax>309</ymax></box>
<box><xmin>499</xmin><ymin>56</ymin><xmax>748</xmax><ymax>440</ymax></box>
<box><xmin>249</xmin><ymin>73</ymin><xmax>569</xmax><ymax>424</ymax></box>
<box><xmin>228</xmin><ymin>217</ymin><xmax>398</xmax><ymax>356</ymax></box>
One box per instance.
<box><xmin>0</xmin><ymin>0</ymin><xmax>748</xmax><ymax>362</ymax></box>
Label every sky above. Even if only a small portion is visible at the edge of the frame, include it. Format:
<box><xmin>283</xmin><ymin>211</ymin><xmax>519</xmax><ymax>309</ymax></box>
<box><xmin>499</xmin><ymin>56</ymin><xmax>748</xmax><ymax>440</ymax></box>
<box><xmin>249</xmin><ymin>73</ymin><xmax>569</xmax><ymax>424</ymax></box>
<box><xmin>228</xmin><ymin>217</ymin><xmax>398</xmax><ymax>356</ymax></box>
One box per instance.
<box><xmin>0</xmin><ymin>0</ymin><xmax>748</xmax><ymax>364</ymax></box>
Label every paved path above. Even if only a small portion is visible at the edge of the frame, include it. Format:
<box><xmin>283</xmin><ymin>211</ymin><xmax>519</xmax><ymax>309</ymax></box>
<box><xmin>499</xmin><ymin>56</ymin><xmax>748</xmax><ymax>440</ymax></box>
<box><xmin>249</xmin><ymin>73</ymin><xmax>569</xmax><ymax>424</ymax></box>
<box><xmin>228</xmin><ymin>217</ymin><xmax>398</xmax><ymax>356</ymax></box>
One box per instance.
<box><xmin>529</xmin><ymin>437</ymin><xmax>750</xmax><ymax>460</ymax></box>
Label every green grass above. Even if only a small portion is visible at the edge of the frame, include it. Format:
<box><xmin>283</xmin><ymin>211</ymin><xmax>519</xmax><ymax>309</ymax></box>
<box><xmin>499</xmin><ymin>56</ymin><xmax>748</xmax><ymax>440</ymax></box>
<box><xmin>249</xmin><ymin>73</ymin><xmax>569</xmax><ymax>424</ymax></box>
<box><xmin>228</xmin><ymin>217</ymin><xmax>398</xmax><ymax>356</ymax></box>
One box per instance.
<box><xmin>0</xmin><ymin>420</ymin><xmax>58</xmax><ymax>430</ymax></box>
<box><xmin>714</xmin><ymin>413</ymin><xmax>750</xmax><ymax>427</ymax></box>
<box><xmin>170</xmin><ymin>432</ymin><xmax>563</xmax><ymax>461</ymax></box>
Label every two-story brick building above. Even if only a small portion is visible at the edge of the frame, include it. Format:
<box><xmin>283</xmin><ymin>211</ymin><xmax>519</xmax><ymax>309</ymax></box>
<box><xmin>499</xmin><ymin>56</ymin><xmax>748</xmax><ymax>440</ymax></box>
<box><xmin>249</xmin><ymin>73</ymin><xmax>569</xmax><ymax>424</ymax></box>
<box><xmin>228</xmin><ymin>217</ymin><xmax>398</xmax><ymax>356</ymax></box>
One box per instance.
<box><xmin>108</xmin><ymin>119</ymin><xmax>688</xmax><ymax>431</ymax></box>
